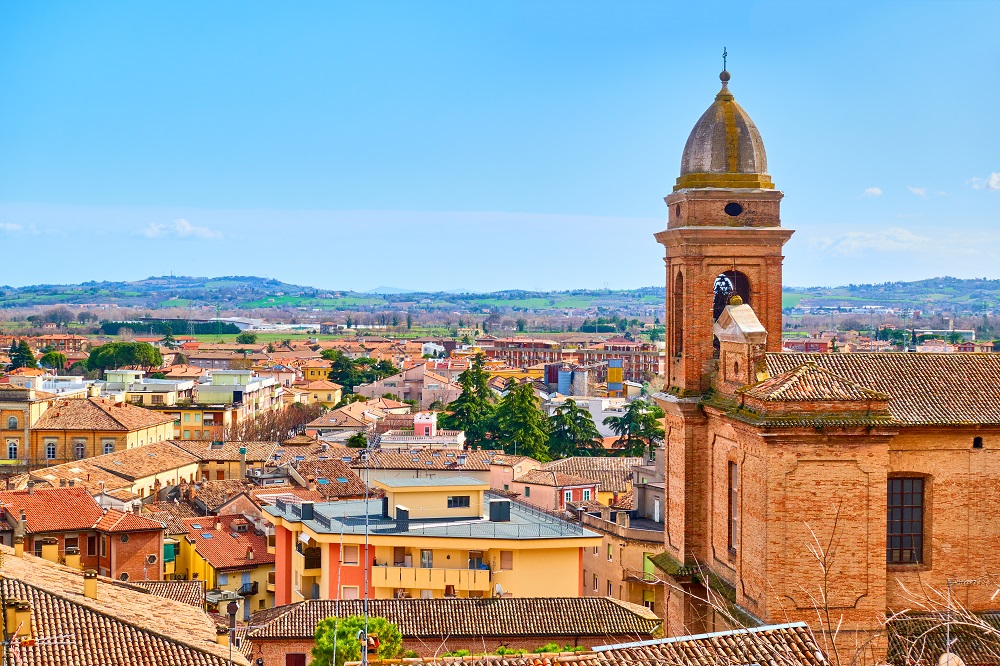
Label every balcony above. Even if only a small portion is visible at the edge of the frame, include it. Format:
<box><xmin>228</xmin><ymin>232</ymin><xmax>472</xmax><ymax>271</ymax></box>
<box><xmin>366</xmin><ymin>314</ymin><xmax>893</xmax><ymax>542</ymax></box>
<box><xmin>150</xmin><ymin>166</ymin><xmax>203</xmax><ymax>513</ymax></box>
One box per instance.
<box><xmin>238</xmin><ymin>581</ymin><xmax>259</xmax><ymax>596</ymax></box>
<box><xmin>373</xmin><ymin>565</ymin><xmax>492</xmax><ymax>593</ymax></box>
<box><xmin>267</xmin><ymin>571</ymin><xmax>275</xmax><ymax>593</ymax></box>
<box><xmin>294</xmin><ymin>548</ymin><xmax>322</xmax><ymax>574</ymax></box>
<box><xmin>622</xmin><ymin>567</ymin><xmax>657</xmax><ymax>584</ymax></box>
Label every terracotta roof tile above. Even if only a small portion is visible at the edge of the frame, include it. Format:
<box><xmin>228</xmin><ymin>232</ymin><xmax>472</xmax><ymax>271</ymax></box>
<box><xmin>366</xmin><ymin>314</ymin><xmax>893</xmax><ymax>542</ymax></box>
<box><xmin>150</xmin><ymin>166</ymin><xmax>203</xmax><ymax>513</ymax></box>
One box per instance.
<box><xmin>248</xmin><ymin>597</ymin><xmax>660</xmax><ymax>640</ymax></box>
<box><xmin>742</xmin><ymin>362</ymin><xmax>888</xmax><ymax>402</ymax></box>
<box><xmin>766</xmin><ymin>352</ymin><xmax>1000</xmax><ymax>425</ymax></box>
<box><xmin>541</xmin><ymin>457</ymin><xmax>641</xmax><ymax>493</ymax></box>
<box><xmin>131</xmin><ymin>580</ymin><xmax>207</xmax><ymax>608</ymax></box>
<box><xmin>0</xmin><ymin>487</ymin><xmax>104</xmax><ymax>533</ymax></box>
<box><xmin>593</xmin><ymin>621</ymin><xmax>826</xmax><ymax>666</ymax></box>
<box><xmin>170</xmin><ymin>439</ymin><xmax>277</xmax><ymax>463</ymax></box>
<box><xmin>93</xmin><ymin>508</ymin><xmax>165</xmax><ymax>532</ymax></box>
<box><xmin>0</xmin><ymin>544</ymin><xmax>246</xmax><ymax>665</ymax></box>
<box><xmin>358</xmin><ymin>449</ymin><xmax>492</xmax><ymax>471</ymax></box>
<box><xmin>182</xmin><ymin>515</ymin><xmax>274</xmax><ymax>571</ymax></box>
<box><xmin>515</xmin><ymin>469</ymin><xmax>598</xmax><ymax>488</ymax></box>
<box><xmin>33</xmin><ymin>397</ymin><xmax>175</xmax><ymax>431</ymax></box>
<box><xmin>90</xmin><ymin>441</ymin><xmax>201</xmax><ymax>481</ymax></box>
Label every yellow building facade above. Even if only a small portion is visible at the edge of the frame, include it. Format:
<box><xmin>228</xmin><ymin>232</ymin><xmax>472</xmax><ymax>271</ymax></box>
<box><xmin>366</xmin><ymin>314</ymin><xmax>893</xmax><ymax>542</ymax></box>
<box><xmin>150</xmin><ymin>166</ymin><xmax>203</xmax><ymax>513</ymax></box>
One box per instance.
<box><xmin>266</xmin><ymin>477</ymin><xmax>600</xmax><ymax>605</ymax></box>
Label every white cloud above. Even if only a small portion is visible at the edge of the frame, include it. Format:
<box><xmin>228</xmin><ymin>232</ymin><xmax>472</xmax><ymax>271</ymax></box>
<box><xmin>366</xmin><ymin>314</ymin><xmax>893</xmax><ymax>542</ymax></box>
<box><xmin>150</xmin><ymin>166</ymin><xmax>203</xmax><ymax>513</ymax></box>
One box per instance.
<box><xmin>990</xmin><ymin>173</ymin><xmax>1000</xmax><ymax>190</ymax></box>
<box><xmin>142</xmin><ymin>218</ymin><xmax>222</xmax><ymax>240</ymax></box>
<box><xmin>907</xmin><ymin>186</ymin><xmax>927</xmax><ymax>197</ymax></box>
<box><xmin>0</xmin><ymin>223</ymin><xmax>23</xmax><ymax>232</ymax></box>
<box><xmin>818</xmin><ymin>227</ymin><xmax>930</xmax><ymax>256</ymax></box>
<box><xmin>863</xmin><ymin>187</ymin><xmax>882</xmax><ymax>197</ymax></box>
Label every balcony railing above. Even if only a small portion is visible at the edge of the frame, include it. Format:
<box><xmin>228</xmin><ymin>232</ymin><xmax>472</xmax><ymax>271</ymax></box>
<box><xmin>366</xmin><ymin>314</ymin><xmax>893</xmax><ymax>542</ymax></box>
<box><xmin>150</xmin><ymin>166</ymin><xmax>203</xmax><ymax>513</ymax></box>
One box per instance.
<box><xmin>372</xmin><ymin>565</ymin><xmax>492</xmax><ymax>592</ymax></box>
<box><xmin>622</xmin><ymin>567</ymin><xmax>657</xmax><ymax>583</ymax></box>
<box><xmin>238</xmin><ymin>581</ymin><xmax>259</xmax><ymax>596</ymax></box>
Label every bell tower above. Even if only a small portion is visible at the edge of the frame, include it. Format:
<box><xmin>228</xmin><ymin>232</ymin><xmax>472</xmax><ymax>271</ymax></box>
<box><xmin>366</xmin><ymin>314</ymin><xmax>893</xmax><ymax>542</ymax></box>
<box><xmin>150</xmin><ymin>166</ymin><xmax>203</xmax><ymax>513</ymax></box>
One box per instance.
<box><xmin>656</xmin><ymin>68</ymin><xmax>793</xmax><ymax>394</ymax></box>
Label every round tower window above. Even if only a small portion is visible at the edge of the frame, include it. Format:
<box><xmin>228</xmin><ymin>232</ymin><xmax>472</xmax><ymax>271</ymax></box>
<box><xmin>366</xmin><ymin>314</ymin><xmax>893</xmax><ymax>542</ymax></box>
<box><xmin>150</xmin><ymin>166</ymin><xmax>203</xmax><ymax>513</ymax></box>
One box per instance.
<box><xmin>724</xmin><ymin>202</ymin><xmax>743</xmax><ymax>217</ymax></box>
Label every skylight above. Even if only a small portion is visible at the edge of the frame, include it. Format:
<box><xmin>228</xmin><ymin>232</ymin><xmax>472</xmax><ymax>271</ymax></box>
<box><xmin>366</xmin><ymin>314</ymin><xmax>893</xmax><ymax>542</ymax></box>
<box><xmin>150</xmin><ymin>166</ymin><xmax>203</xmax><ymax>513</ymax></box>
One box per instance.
<box><xmin>336</xmin><ymin>477</ymin><xmax>348</xmax><ymax>483</ymax></box>
<box><xmin>201</xmin><ymin>533</ymin><xmax>213</xmax><ymax>539</ymax></box>
<box><xmin>192</xmin><ymin>523</ymin><xmax>203</xmax><ymax>529</ymax></box>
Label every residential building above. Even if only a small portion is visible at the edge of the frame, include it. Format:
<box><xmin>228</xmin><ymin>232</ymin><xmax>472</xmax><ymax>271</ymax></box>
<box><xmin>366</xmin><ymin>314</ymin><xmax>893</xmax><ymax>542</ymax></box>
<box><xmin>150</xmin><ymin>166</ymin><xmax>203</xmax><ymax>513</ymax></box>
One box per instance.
<box><xmin>297</xmin><ymin>379</ymin><xmax>343</xmax><ymax>408</ymax></box>
<box><xmin>0</xmin><ymin>543</ymin><xmax>247</xmax><ymax>666</ymax></box>
<box><xmin>301</xmin><ymin>360</ymin><xmax>334</xmax><ymax>382</ymax></box>
<box><xmin>170</xmin><ymin>439</ymin><xmax>278</xmax><ymax>481</ymax></box>
<box><xmin>177</xmin><ymin>513</ymin><xmax>275</xmax><ymax>620</ymax></box>
<box><xmin>0</xmin><ymin>486</ymin><xmax>166</xmax><ymax>581</ymax></box>
<box><xmin>541</xmin><ymin>456</ymin><xmax>641</xmax><ymax>506</ymax></box>
<box><xmin>245</xmin><ymin>597</ymin><xmax>660</xmax><ymax>663</ymax></box>
<box><xmin>304</xmin><ymin>402</ymin><xmax>386</xmax><ymax>438</ymax></box>
<box><xmin>32</xmin><ymin>333</ymin><xmax>89</xmax><ymax>352</ymax></box>
<box><xmin>264</xmin><ymin>477</ymin><xmax>601</xmax><ymax>605</ymax></box>
<box><xmin>28</xmin><ymin>397</ymin><xmax>175</xmax><ymax>465</ymax></box>
<box><xmin>354</xmin><ymin>362</ymin><xmax>462</xmax><ymax>409</ymax></box>
<box><xmin>0</xmin><ymin>385</ymin><xmax>60</xmax><ymax>474</ymax></box>
<box><xmin>508</xmin><ymin>469</ymin><xmax>599</xmax><ymax>511</ymax></box>
<box><xmin>479</xmin><ymin>337</ymin><xmax>665</xmax><ymax>384</ymax></box>
<box><xmin>23</xmin><ymin>439</ymin><xmax>203</xmax><ymax>502</ymax></box>
<box><xmin>488</xmin><ymin>454</ymin><xmax>543</xmax><ymax>492</ymax></box>
<box><xmin>99</xmin><ymin>369</ymin><xmax>196</xmax><ymax>406</ymax></box>
<box><xmin>378</xmin><ymin>411</ymin><xmax>466</xmax><ymax>450</ymax></box>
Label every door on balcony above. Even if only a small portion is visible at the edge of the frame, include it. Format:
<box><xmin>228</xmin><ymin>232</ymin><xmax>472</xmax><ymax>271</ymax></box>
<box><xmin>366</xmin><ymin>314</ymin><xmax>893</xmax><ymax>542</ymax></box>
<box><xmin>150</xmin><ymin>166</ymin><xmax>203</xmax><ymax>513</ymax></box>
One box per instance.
<box><xmin>420</xmin><ymin>549</ymin><xmax>433</xmax><ymax>568</ymax></box>
<box><xmin>242</xmin><ymin>572</ymin><xmax>251</xmax><ymax>619</ymax></box>
<box><xmin>643</xmin><ymin>553</ymin><xmax>655</xmax><ymax>581</ymax></box>
<box><xmin>653</xmin><ymin>498</ymin><xmax>660</xmax><ymax>522</ymax></box>
<box><xmin>468</xmin><ymin>551</ymin><xmax>484</xmax><ymax>570</ymax></box>
<box><xmin>393</xmin><ymin>547</ymin><xmax>406</xmax><ymax>566</ymax></box>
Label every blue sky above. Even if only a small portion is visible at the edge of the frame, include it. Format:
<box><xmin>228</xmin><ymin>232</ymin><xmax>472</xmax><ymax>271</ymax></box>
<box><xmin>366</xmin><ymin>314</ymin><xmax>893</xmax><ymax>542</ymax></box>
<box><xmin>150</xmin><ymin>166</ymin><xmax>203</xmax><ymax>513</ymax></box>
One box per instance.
<box><xmin>1</xmin><ymin>2</ymin><xmax>998</xmax><ymax>292</ymax></box>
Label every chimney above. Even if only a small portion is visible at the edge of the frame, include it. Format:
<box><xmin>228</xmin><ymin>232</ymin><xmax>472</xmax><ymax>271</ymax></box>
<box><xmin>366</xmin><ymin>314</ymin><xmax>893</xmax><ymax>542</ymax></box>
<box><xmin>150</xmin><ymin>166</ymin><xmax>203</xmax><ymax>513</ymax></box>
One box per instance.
<box><xmin>4</xmin><ymin>600</ymin><xmax>31</xmax><ymax>639</ymax></box>
<box><xmin>13</xmin><ymin>535</ymin><xmax>23</xmax><ymax>558</ymax></box>
<box><xmin>215</xmin><ymin>516</ymin><xmax>222</xmax><ymax>531</ymax></box>
<box><xmin>240</xmin><ymin>446</ymin><xmax>247</xmax><ymax>480</ymax></box>
<box><xmin>246</xmin><ymin>546</ymin><xmax>254</xmax><ymax>561</ymax></box>
<box><xmin>59</xmin><ymin>478</ymin><xmax>66</xmax><ymax>487</ymax></box>
<box><xmin>64</xmin><ymin>546</ymin><xmax>81</xmax><ymax>569</ymax></box>
<box><xmin>83</xmin><ymin>569</ymin><xmax>98</xmax><ymax>599</ymax></box>
<box><xmin>307</xmin><ymin>477</ymin><xmax>316</xmax><ymax>491</ymax></box>
<box><xmin>26</xmin><ymin>483</ymin><xmax>33</xmax><ymax>496</ymax></box>
<box><xmin>68</xmin><ymin>479</ymin><xmax>75</xmax><ymax>487</ymax></box>
<box><xmin>40</xmin><ymin>536</ymin><xmax>59</xmax><ymax>563</ymax></box>
<box><xmin>216</xmin><ymin>625</ymin><xmax>230</xmax><ymax>646</ymax></box>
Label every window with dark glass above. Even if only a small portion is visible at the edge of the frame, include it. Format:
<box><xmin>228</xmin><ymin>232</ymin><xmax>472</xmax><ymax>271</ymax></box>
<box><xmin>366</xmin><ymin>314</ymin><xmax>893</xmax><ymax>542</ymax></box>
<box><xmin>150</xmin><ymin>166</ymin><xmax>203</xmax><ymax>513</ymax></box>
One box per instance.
<box><xmin>447</xmin><ymin>495</ymin><xmax>470</xmax><ymax>508</ymax></box>
<box><xmin>728</xmin><ymin>462</ymin><xmax>738</xmax><ymax>553</ymax></box>
<box><xmin>887</xmin><ymin>477</ymin><xmax>924</xmax><ymax>563</ymax></box>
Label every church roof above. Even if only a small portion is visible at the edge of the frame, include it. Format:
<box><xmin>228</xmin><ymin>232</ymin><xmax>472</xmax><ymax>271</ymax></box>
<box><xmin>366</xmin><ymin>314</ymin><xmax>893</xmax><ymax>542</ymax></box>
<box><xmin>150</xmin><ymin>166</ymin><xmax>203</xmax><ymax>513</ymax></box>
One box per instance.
<box><xmin>766</xmin><ymin>353</ymin><xmax>1000</xmax><ymax>425</ymax></box>
<box><xmin>676</xmin><ymin>70</ymin><xmax>773</xmax><ymax>191</ymax></box>
<box><xmin>741</xmin><ymin>362</ymin><xmax>888</xmax><ymax>402</ymax></box>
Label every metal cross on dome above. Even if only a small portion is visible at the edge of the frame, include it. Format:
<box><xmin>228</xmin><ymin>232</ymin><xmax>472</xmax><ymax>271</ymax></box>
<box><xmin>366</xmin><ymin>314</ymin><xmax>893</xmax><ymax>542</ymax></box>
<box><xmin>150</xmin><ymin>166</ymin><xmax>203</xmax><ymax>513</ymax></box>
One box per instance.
<box><xmin>723</xmin><ymin>47</ymin><xmax>728</xmax><ymax>70</ymax></box>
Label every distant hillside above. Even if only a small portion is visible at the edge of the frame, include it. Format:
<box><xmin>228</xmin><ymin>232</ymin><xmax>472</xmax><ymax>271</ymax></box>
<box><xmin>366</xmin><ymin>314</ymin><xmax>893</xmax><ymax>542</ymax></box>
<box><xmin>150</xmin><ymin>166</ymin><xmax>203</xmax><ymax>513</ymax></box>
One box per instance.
<box><xmin>785</xmin><ymin>277</ymin><xmax>1000</xmax><ymax>313</ymax></box>
<box><xmin>0</xmin><ymin>275</ymin><xmax>997</xmax><ymax>315</ymax></box>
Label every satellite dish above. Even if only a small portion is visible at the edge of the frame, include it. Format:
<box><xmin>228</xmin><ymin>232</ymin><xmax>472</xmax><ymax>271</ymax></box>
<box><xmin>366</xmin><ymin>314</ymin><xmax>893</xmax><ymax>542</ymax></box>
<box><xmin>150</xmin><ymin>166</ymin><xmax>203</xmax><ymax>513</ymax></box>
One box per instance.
<box><xmin>494</xmin><ymin>583</ymin><xmax>504</xmax><ymax>597</ymax></box>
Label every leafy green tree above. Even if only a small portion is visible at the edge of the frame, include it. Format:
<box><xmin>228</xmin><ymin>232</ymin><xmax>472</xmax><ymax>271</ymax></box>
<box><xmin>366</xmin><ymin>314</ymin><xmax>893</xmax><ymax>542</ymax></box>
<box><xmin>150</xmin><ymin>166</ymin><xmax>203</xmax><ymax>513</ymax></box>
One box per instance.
<box><xmin>406</xmin><ymin>311</ymin><xmax>413</xmax><ymax>330</ymax></box>
<box><xmin>311</xmin><ymin>615</ymin><xmax>402</xmax><ymax>666</ymax></box>
<box><xmin>39</xmin><ymin>351</ymin><xmax>67</xmax><ymax>370</ymax></box>
<box><xmin>440</xmin><ymin>354</ymin><xmax>495</xmax><ymax>448</ymax></box>
<box><xmin>494</xmin><ymin>379</ymin><xmax>551</xmax><ymax>461</ymax></box>
<box><xmin>516</xmin><ymin>317</ymin><xmax>527</xmax><ymax>332</ymax></box>
<box><xmin>160</xmin><ymin>323</ymin><xmax>176</xmax><ymax>345</ymax></box>
<box><xmin>9</xmin><ymin>340</ymin><xmax>39</xmax><ymax>370</ymax></box>
<box><xmin>548</xmin><ymin>399</ymin><xmax>602</xmax><ymax>458</ymax></box>
<box><xmin>86</xmin><ymin>342</ymin><xmax>163</xmax><ymax>373</ymax></box>
<box><xmin>346</xmin><ymin>432</ymin><xmax>368</xmax><ymax>448</ymax></box>
<box><xmin>603</xmin><ymin>400</ymin><xmax>665</xmax><ymax>456</ymax></box>
<box><xmin>235</xmin><ymin>332</ymin><xmax>258</xmax><ymax>345</ymax></box>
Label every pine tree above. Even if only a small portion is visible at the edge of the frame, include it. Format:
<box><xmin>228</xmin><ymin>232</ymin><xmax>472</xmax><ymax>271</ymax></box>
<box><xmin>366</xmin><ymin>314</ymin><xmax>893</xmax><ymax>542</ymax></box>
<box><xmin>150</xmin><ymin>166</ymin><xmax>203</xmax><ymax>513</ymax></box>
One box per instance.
<box><xmin>440</xmin><ymin>354</ymin><xmax>495</xmax><ymax>448</ymax></box>
<box><xmin>9</xmin><ymin>340</ymin><xmax>38</xmax><ymax>370</ymax></box>
<box><xmin>548</xmin><ymin>399</ymin><xmax>602</xmax><ymax>458</ymax></box>
<box><xmin>494</xmin><ymin>379</ymin><xmax>550</xmax><ymax>461</ymax></box>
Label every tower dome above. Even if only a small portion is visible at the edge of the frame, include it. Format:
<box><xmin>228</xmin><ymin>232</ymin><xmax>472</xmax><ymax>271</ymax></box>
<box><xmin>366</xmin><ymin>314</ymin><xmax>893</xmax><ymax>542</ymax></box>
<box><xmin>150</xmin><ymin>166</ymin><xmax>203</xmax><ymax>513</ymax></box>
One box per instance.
<box><xmin>675</xmin><ymin>71</ymin><xmax>773</xmax><ymax>191</ymax></box>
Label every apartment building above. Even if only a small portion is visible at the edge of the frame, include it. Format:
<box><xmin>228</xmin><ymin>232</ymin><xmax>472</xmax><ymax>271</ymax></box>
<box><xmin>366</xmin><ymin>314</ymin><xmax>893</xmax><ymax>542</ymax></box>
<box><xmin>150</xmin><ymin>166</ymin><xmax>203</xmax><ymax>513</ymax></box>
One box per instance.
<box><xmin>264</xmin><ymin>477</ymin><xmax>600</xmax><ymax>605</ymax></box>
<box><xmin>479</xmin><ymin>337</ymin><xmax>665</xmax><ymax>383</ymax></box>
